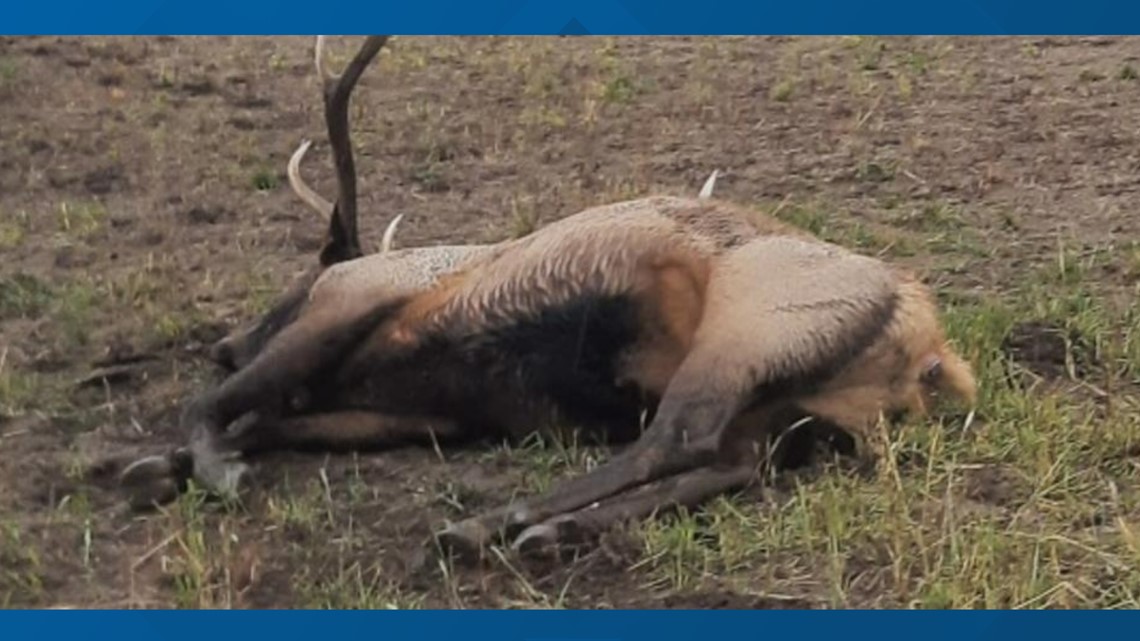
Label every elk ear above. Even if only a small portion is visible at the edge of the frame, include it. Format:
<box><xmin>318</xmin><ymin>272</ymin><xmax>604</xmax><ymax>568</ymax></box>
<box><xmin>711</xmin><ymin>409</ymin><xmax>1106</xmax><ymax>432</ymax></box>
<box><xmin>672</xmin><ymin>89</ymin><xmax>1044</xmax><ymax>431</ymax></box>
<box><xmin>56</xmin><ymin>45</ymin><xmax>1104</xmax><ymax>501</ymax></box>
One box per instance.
<box><xmin>318</xmin><ymin>203</ymin><xmax>361</xmax><ymax>267</ymax></box>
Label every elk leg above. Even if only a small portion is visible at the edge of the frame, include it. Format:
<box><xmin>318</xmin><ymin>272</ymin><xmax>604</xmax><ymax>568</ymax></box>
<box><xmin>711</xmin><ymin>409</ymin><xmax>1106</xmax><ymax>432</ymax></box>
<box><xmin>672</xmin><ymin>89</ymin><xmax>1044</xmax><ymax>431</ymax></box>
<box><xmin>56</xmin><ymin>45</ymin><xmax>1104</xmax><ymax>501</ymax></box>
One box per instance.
<box><xmin>438</xmin><ymin>230</ymin><xmax>902</xmax><ymax>556</ymax></box>
<box><xmin>436</xmin><ymin>353</ymin><xmax>751</xmax><ymax>555</ymax></box>
<box><xmin>119</xmin><ymin>448</ymin><xmax>194</xmax><ymax>511</ymax></box>
<box><xmin>222</xmin><ymin>410</ymin><xmax>463</xmax><ymax>454</ymax></box>
<box><xmin>121</xmin><ymin>410</ymin><xmax>462</xmax><ymax>510</ymax></box>
<box><xmin>188</xmin><ymin>303</ymin><xmax>398</xmax><ymax>493</ymax></box>
<box><xmin>120</xmin><ymin>300</ymin><xmax>397</xmax><ymax>505</ymax></box>
<box><xmin>510</xmin><ymin>461</ymin><xmax>759</xmax><ymax>556</ymax></box>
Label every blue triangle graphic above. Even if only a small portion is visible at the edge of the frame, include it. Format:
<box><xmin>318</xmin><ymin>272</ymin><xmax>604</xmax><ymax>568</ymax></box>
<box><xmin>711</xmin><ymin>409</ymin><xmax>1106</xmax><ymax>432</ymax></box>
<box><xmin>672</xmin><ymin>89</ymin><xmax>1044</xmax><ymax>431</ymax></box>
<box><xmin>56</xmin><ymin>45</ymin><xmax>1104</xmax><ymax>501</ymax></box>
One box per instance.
<box><xmin>559</xmin><ymin>17</ymin><xmax>591</xmax><ymax>35</ymax></box>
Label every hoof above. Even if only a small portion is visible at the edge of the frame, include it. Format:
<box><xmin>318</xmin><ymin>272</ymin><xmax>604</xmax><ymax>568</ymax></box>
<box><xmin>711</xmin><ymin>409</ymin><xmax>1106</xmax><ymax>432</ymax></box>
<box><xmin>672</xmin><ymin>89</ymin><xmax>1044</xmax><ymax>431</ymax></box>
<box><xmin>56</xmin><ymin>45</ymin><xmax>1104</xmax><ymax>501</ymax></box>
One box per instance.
<box><xmin>192</xmin><ymin>456</ymin><xmax>253</xmax><ymax>500</ymax></box>
<box><xmin>510</xmin><ymin>522</ymin><xmax>559</xmax><ymax>557</ymax></box>
<box><xmin>119</xmin><ymin>452</ymin><xmax>190</xmax><ymax>511</ymax></box>
<box><xmin>510</xmin><ymin>515</ymin><xmax>584</xmax><ymax>557</ymax></box>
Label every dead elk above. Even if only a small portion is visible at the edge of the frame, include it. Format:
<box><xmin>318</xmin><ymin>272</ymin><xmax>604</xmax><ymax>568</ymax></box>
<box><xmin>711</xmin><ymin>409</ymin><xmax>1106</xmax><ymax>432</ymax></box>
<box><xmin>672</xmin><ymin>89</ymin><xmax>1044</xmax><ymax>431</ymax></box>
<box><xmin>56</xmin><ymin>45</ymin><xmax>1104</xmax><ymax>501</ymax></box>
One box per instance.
<box><xmin>119</xmin><ymin>36</ymin><xmax>977</xmax><ymax>558</ymax></box>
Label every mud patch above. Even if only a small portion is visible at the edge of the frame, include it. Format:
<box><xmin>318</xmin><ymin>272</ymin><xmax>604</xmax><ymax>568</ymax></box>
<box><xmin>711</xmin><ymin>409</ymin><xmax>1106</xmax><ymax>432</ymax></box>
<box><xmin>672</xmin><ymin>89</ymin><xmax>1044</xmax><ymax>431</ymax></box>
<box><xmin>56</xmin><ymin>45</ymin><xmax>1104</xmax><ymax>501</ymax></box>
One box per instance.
<box><xmin>962</xmin><ymin>464</ymin><xmax>1026</xmax><ymax>508</ymax></box>
<box><xmin>1000</xmin><ymin>320</ymin><xmax>1099</xmax><ymax>382</ymax></box>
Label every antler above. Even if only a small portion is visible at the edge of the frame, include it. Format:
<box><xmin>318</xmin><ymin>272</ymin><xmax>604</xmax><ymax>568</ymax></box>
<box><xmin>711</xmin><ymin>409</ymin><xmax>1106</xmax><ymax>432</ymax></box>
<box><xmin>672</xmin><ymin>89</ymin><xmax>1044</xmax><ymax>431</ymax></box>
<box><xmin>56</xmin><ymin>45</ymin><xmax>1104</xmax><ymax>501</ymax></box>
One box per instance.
<box><xmin>321</xmin><ymin>35</ymin><xmax>389</xmax><ymax>261</ymax></box>
<box><xmin>287</xmin><ymin>36</ymin><xmax>398</xmax><ymax>262</ymax></box>
<box><xmin>698</xmin><ymin>169</ymin><xmax>720</xmax><ymax>200</ymax></box>
<box><xmin>287</xmin><ymin>139</ymin><xmax>334</xmax><ymax>218</ymax></box>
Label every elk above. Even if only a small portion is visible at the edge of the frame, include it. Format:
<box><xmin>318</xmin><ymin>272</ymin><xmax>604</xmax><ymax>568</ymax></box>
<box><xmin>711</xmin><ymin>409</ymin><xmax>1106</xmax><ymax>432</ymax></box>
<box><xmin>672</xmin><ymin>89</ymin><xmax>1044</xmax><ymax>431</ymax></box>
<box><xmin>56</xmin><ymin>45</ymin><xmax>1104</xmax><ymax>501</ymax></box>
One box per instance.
<box><xmin>119</xmin><ymin>35</ymin><xmax>977</xmax><ymax>557</ymax></box>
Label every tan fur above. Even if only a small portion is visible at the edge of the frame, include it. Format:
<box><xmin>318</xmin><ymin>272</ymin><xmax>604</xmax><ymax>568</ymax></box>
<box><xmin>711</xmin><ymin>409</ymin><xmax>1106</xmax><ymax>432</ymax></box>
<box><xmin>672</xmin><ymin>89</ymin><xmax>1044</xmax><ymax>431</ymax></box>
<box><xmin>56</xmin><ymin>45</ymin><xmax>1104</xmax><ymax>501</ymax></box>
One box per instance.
<box><xmin>301</xmin><ymin>194</ymin><xmax>972</xmax><ymax>439</ymax></box>
<box><xmin>798</xmin><ymin>275</ymin><xmax>976</xmax><ymax>442</ymax></box>
<box><xmin>618</xmin><ymin>252</ymin><xmax>711</xmax><ymax>397</ymax></box>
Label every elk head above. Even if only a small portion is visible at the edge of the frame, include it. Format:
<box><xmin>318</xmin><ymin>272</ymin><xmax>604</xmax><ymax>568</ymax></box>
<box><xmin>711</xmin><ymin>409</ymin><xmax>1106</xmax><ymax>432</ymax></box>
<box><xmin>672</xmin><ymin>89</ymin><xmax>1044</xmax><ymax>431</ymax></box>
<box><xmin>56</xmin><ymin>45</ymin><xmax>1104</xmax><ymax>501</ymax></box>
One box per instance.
<box><xmin>209</xmin><ymin>36</ymin><xmax>400</xmax><ymax>373</ymax></box>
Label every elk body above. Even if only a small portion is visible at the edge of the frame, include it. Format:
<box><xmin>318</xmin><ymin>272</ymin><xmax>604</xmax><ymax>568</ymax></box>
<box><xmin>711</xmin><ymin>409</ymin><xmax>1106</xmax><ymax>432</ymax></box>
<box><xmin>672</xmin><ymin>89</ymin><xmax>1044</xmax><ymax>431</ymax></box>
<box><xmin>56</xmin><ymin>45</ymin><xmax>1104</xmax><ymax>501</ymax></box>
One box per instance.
<box><xmin>120</xmin><ymin>36</ymin><xmax>976</xmax><ymax>556</ymax></box>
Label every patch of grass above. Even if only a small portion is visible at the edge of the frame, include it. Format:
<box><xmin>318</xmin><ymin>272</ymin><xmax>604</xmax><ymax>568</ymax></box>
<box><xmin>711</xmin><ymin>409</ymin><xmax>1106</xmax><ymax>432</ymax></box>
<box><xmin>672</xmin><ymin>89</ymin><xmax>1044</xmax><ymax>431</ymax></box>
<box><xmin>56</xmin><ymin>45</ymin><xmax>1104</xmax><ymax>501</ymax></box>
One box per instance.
<box><xmin>594</xmin><ymin>38</ymin><xmax>646</xmax><ymax>107</ymax></box>
<box><xmin>1119</xmin><ymin>64</ymin><xmax>1138</xmax><ymax>81</ymax></box>
<box><xmin>0</xmin><ymin>57</ymin><xmax>16</xmax><ymax>81</ymax></box>
<box><xmin>0</xmin><ymin>273</ymin><xmax>99</xmax><ymax>350</ymax></box>
<box><xmin>56</xmin><ymin>201</ymin><xmax>108</xmax><ymax>239</ymax></box>
<box><xmin>768</xmin><ymin>202</ymin><xmax>828</xmax><ymax>236</ymax></box>
<box><xmin>52</xmin><ymin>279</ymin><xmax>101</xmax><ymax>348</ymax></box>
<box><xmin>848</xmin><ymin>37</ymin><xmax>886</xmax><ymax>72</ymax></box>
<box><xmin>240</xmin><ymin>268</ymin><xmax>283</xmax><ymax>318</ymax></box>
<box><xmin>602</xmin><ymin>74</ymin><xmax>638</xmax><ymax>104</ymax></box>
<box><xmin>0</xmin><ymin>520</ymin><xmax>43</xmax><ymax>606</ymax></box>
<box><xmin>298</xmin><ymin>562</ymin><xmax>425</xmax><ymax>609</ymax></box>
<box><xmin>1124</xmin><ymin>311</ymin><xmax>1140</xmax><ymax>382</ymax></box>
<box><xmin>0</xmin><ymin>222</ymin><xmax>25</xmax><ymax>250</ymax></box>
<box><xmin>518</xmin><ymin>104</ymin><xmax>568</xmax><ymax>131</ymax></box>
<box><xmin>409</xmin><ymin>161</ymin><xmax>449</xmax><ymax>193</ymax></box>
<box><xmin>509</xmin><ymin>197</ymin><xmax>539</xmax><ymax>239</ymax></box>
<box><xmin>0</xmin><ymin>207</ymin><xmax>30</xmax><ymax>251</ymax></box>
<box><xmin>0</xmin><ymin>368</ymin><xmax>53</xmax><ymax>416</ymax></box>
<box><xmin>153</xmin><ymin>61</ymin><xmax>176</xmax><ymax>89</ymax></box>
<box><xmin>632</xmin><ymin>391</ymin><xmax>1139</xmax><ymax>607</ymax></box>
<box><xmin>0</xmin><ymin>273</ymin><xmax>54</xmax><ymax>320</ymax></box>
<box><xmin>489</xmin><ymin>431</ymin><xmax>606</xmax><ymax>495</ymax></box>
<box><xmin>97</xmin><ymin>256</ymin><xmax>216</xmax><ymax>348</ymax></box>
<box><xmin>265</xmin><ymin>477</ymin><xmax>330</xmax><ymax>536</ymax></box>
<box><xmin>53</xmin><ymin>489</ymin><xmax>96</xmax><ymax>573</ymax></box>
<box><xmin>855</xmin><ymin>160</ymin><xmax>896</xmax><ymax>183</ymax></box>
<box><xmin>891</xmin><ymin>202</ymin><xmax>966</xmax><ymax>232</ymax></box>
<box><xmin>408</xmin><ymin>141</ymin><xmax>454</xmax><ymax>193</ymax></box>
<box><xmin>894</xmin><ymin>72</ymin><xmax>914</xmax><ymax>100</ymax></box>
<box><xmin>1123</xmin><ymin>241</ymin><xmax>1140</xmax><ymax>280</ymax></box>
<box><xmin>158</xmin><ymin>488</ymin><xmax>253</xmax><ymax>609</ymax></box>
<box><xmin>250</xmin><ymin>168</ymin><xmax>279</xmax><ymax>192</ymax></box>
<box><xmin>149</xmin><ymin>308</ymin><xmax>208</xmax><ymax>345</ymax></box>
<box><xmin>758</xmin><ymin>201</ymin><xmax>902</xmax><ymax>255</ymax></box>
<box><xmin>267</xmin><ymin>52</ymin><xmax>287</xmax><ymax>72</ymax></box>
<box><xmin>926</xmin><ymin>231</ymin><xmax>990</xmax><ymax>259</ymax></box>
<box><xmin>1079</xmin><ymin>69</ymin><xmax>1106</xmax><ymax>83</ymax></box>
<box><xmin>901</xmin><ymin>51</ymin><xmax>932</xmax><ymax>75</ymax></box>
<box><xmin>886</xmin><ymin>202</ymin><xmax>988</xmax><ymax>259</ymax></box>
<box><xmin>769</xmin><ymin>79</ymin><xmax>795</xmax><ymax>102</ymax></box>
<box><xmin>845</xmin><ymin>222</ymin><xmax>895</xmax><ymax>253</ymax></box>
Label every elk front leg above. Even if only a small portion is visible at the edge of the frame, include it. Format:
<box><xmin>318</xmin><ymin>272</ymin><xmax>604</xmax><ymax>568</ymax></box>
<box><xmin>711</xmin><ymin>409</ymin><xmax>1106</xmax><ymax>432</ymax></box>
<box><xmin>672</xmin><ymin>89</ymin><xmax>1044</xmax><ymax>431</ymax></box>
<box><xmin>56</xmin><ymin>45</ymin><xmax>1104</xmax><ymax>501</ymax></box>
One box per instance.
<box><xmin>120</xmin><ymin>300</ymin><xmax>395</xmax><ymax>507</ymax></box>
<box><xmin>225</xmin><ymin>410</ymin><xmax>463</xmax><ymax>454</ymax></box>
<box><xmin>121</xmin><ymin>410</ymin><xmax>461</xmax><ymax>509</ymax></box>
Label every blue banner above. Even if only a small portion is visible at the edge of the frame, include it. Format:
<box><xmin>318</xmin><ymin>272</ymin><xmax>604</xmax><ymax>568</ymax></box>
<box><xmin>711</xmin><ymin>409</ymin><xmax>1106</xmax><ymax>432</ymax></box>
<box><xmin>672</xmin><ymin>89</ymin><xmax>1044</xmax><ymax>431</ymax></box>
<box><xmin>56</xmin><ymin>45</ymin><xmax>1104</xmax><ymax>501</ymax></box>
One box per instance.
<box><xmin>0</xmin><ymin>610</ymin><xmax>1138</xmax><ymax>636</ymax></box>
<box><xmin>1</xmin><ymin>0</ymin><xmax>1139</xmax><ymax>35</ymax></box>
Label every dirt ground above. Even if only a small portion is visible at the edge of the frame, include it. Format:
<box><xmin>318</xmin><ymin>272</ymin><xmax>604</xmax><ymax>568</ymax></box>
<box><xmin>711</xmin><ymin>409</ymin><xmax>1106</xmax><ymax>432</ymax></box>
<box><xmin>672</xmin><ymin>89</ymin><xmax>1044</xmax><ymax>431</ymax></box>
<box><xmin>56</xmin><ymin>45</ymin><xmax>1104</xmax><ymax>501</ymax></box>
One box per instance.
<box><xmin>1</xmin><ymin>36</ymin><xmax>1139</xmax><ymax>609</ymax></box>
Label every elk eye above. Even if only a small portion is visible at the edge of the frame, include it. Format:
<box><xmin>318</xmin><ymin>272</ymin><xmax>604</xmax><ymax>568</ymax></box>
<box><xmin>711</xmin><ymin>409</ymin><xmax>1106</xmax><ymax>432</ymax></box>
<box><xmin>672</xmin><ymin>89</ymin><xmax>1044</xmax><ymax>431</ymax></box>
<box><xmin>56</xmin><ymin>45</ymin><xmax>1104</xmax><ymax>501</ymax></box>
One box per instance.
<box><xmin>920</xmin><ymin>358</ymin><xmax>943</xmax><ymax>384</ymax></box>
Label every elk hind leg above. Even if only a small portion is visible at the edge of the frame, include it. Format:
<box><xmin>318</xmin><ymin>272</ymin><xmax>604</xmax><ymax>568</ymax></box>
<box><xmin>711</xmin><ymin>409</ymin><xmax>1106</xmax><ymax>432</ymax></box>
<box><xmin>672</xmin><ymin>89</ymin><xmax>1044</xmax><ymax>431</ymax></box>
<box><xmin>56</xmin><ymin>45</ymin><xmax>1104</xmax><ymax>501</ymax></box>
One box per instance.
<box><xmin>436</xmin><ymin>349</ymin><xmax>753</xmax><ymax>556</ymax></box>
<box><xmin>510</xmin><ymin>461</ymin><xmax>758</xmax><ymax>556</ymax></box>
<box><xmin>507</xmin><ymin>402</ymin><xmax>800</xmax><ymax>555</ymax></box>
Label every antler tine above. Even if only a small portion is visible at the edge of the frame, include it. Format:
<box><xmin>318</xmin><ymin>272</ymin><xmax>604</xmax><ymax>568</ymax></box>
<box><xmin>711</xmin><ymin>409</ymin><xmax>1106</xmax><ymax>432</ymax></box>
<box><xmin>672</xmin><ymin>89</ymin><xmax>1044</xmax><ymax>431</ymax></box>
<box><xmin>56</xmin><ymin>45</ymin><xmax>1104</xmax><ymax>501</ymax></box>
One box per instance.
<box><xmin>380</xmin><ymin>214</ymin><xmax>404</xmax><ymax>254</ymax></box>
<box><xmin>287</xmin><ymin>139</ymin><xmax>334</xmax><ymax>219</ymax></box>
<box><xmin>314</xmin><ymin>35</ymin><xmax>334</xmax><ymax>83</ymax></box>
<box><xmin>318</xmin><ymin>35</ymin><xmax>390</xmax><ymax>261</ymax></box>
<box><xmin>698</xmin><ymin>169</ymin><xmax>720</xmax><ymax>200</ymax></box>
